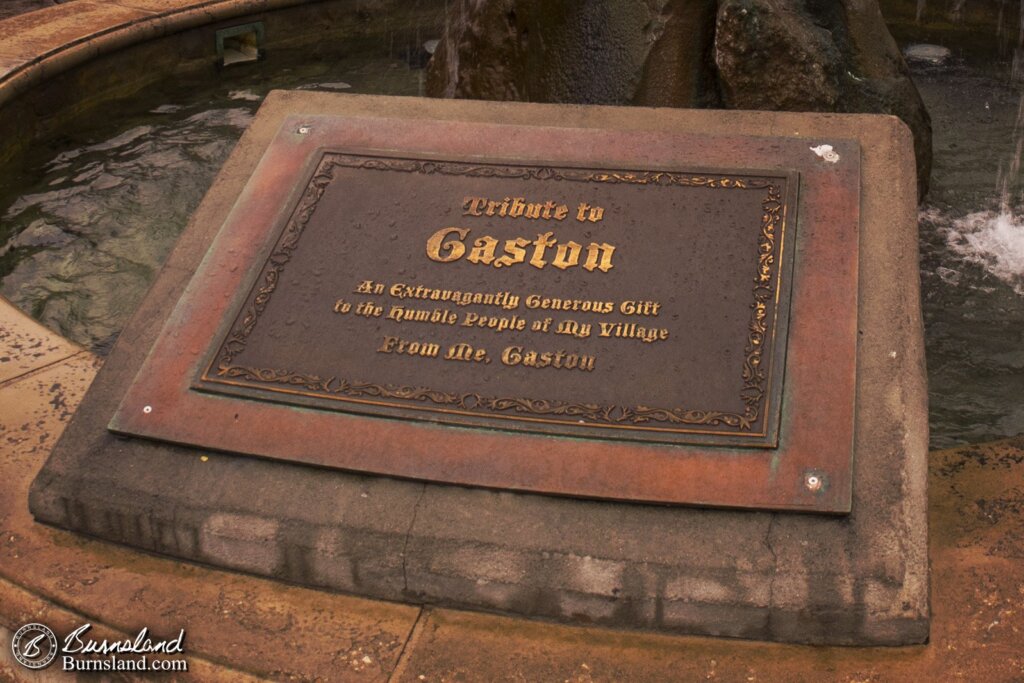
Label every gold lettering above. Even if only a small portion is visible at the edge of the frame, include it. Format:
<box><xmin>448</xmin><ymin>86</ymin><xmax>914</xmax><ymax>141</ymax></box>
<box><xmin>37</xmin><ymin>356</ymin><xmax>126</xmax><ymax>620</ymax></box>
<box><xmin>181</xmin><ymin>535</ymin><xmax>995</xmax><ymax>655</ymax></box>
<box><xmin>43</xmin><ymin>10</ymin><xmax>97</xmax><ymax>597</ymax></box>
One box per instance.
<box><xmin>461</xmin><ymin>312</ymin><xmax>527</xmax><ymax>332</ymax></box>
<box><xmin>426</xmin><ymin>228</ymin><xmax>615</xmax><ymax>272</ymax></box>
<box><xmin>531</xmin><ymin>317</ymin><xmax>553</xmax><ymax>332</ymax></box>
<box><xmin>529</xmin><ymin>232</ymin><xmax>557</xmax><ymax>269</ymax></box>
<box><xmin>495</xmin><ymin>237</ymin><xmax>530</xmax><ymax>268</ymax></box>
<box><xmin>508</xmin><ymin>197</ymin><xmax>526</xmax><ymax>218</ymax></box>
<box><xmin>355</xmin><ymin>280</ymin><xmax>384</xmax><ymax>294</ymax></box>
<box><xmin>501</xmin><ymin>345</ymin><xmax>595</xmax><ymax>371</ymax></box>
<box><xmin>524</xmin><ymin>295</ymin><xmax>614</xmax><ymax>313</ymax></box>
<box><xmin>467</xmin><ymin>236</ymin><xmax>499</xmax><ymax>265</ymax></box>
<box><xmin>583</xmin><ymin>243</ymin><xmax>616</xmax><ymax>273</ymax></box>
<box><xmin>462</xmin><ymin>196</ymin><xmax>583</xmax><ymax>222</ymax></box>
<box><xmin>377</xmin><ymin>336</ymin><xmax>441</xmax><ymax>357</ymax></box>
<box><xmin>597</xmin><ymin>321</ymin><xmax>670</xmax><ymax>343</ymax></box>
<box><xmin>444</xmin><ymin>342</ymin><xmax>489</xmax><ymax>363</ymax></box>
<box><xmin>576</xmin><ymin>202</ymin><xmax>604</xmax><ymax>222</ymax></box>
<box><xmin>619</xmin><ymin>300</ymin><xmax>662</xmax><ymax>316</ymax></box>
<box><xmin>426</xmin><ymin>227</ymin><xmax>469</xmax><ymax>263</ymax></box>
<box><xmin>555</xmin><ymin>319</ymin><xmax>591</xmax><ymax>339</ymax></box>
<box><xmin>551</xmin><ymin>241</ymin><xmax>582</xmax><ymax>270</ymax></box>
<box><xmin>463</xmin><ymin>197</ymin><xmax>486</xmax><ymax>216</ymax></box>
<box><xmin>386</xmin><ymin>305</ymin><xmax>458</xmax><ymax>325</ymax></box>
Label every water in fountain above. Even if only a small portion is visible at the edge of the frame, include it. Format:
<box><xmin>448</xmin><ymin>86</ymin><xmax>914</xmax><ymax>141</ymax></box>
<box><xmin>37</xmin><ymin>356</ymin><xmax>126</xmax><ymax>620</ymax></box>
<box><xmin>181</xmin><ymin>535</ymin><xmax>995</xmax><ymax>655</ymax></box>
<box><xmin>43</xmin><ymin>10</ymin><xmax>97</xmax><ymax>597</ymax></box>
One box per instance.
<box><xmin>941</xmin><ymin>40</ymin><xmax>1024</xmax><ymax>298</ymax></box>
<box><xmin>0</xmin><ymin>56</ymin><xmax>424</xmax><ymax>353</ymax></box>
<box><xmin>910</xmin><ymin>16</ymin><xmax>1024</xmax><ymax>448</ymax></box>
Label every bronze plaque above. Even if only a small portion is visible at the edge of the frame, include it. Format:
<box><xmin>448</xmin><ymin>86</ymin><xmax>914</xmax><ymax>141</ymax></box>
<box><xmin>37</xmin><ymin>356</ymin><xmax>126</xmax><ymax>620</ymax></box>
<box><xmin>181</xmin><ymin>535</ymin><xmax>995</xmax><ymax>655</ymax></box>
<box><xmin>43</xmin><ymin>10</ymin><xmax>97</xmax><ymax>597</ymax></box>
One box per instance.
<box><xmin>111</xmin><ymin>112</ymin><xmax>859</xmax><ymax>512</ymax></box>
<box><xmin>197</xmin><ymin>152</ymin><xmax>795</xmax><ymax>447</ymax></box>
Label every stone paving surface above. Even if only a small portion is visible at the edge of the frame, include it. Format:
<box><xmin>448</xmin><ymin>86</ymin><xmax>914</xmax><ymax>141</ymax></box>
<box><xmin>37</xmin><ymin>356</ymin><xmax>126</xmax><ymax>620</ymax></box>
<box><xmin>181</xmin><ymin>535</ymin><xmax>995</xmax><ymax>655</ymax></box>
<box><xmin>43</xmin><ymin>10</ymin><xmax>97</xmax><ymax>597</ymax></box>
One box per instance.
<box><xmin>0</xmin><ymin>306</ymin><xmax>79</xmax><ymax>386</ymax></box>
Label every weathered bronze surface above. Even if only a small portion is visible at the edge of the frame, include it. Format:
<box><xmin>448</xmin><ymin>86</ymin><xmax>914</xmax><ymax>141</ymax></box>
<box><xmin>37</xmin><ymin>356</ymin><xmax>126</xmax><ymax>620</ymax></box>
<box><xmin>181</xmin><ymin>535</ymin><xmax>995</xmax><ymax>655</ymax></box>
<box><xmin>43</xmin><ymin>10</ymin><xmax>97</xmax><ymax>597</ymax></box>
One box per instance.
<box><xmin>110</xmin><ymin>113</ymin><xmax>860</xmax><ymax>511</ymax></box>
<box><xmin>194</xmin><ymin>151</ymin><xmax>796</xmax><ymax>447</ymax></box>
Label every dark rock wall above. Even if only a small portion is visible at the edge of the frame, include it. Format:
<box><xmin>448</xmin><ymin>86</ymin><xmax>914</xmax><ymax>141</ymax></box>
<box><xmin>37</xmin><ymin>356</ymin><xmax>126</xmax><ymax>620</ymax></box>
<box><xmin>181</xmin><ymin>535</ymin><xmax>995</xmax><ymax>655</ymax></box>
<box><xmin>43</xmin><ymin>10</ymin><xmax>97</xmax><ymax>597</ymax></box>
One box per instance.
<box><xmin>425</xmin><ymin>0</ymin><xmax>718</xmax><ymax>106</ymax></box>
<box><xmin>425</xmin><ymin>0</ymin><xmax>719</xmax><ymax>106</ymax></box>
<box><xmin>715</xmin><ymin>0</ymin><xmax>932</xmax><ymax>198</ymax></box>
<box><xmin>426</xmin><ymin>0</ymin><xmax>933</xmax><ymax>198</ymax></box>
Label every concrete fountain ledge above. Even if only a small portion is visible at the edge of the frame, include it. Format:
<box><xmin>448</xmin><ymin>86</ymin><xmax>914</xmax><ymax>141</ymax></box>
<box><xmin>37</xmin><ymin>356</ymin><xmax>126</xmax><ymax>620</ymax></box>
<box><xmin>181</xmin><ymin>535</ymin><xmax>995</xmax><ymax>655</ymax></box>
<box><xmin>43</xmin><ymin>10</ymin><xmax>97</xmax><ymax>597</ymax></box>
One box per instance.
<box><xmin>2</xmin><ymin>0</ymin><xmax>440</xmax><ymax>173</ymax></box>
<box><xmin>0</xmin><ymin>0</ymin><xmax>317</xmax><ymax>108</ymax></box>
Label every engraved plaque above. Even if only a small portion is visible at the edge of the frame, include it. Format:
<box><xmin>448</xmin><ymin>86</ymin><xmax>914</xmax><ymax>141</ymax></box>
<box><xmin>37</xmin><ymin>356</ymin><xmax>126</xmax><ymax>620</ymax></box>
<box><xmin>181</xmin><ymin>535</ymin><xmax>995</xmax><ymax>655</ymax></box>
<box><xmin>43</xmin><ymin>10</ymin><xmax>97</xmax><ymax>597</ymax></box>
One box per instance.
<box><xmin>111</xmin><ymin>113</ymin><xmax>859</xmax><ymax>511</ymax></box>
<box><xmin>197</xmin><ymin>153</ymin><xmax>795</xmax><ymax>446</ymax></box>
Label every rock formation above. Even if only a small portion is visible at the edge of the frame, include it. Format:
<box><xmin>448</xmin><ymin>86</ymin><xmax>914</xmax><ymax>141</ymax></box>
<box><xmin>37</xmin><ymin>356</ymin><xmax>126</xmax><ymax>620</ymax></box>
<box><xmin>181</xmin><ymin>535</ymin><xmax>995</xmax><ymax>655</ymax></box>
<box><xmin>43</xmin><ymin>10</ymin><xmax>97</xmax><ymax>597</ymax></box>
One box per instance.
<box><xmin>426</xmin><ymin>0</ymin><xmax>933</xmax><ymax>198</ymax></box>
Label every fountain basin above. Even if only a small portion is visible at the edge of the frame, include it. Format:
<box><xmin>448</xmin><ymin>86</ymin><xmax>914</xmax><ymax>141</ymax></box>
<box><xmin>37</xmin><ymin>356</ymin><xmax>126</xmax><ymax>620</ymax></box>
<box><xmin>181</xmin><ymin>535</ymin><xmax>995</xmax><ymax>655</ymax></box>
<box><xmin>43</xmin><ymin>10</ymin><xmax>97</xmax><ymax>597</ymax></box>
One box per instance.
<box><xmin>0</xmin><ymin>0</ymin><xmax>442</xmax><ymax>352</ymax></box>
<box><xmin>0</xmin><ymin>0</ymin><xmax>441</xmax><ymax>170</ymax></box>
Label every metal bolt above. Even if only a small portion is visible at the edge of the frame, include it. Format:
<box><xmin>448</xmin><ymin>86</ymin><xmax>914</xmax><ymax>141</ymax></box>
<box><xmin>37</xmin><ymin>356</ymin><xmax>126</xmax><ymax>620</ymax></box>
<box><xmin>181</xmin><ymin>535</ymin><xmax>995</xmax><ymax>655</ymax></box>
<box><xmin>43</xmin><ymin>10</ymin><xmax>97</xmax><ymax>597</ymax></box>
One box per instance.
<box><xmin>143</xmin><ymin>405</ymin><xmax>153</xmax><ymax>414</ymax></box>
<box><xmin>805</xmin><ymin>473</ymin><xmax>823</xmax><ymax>492</ymax></box>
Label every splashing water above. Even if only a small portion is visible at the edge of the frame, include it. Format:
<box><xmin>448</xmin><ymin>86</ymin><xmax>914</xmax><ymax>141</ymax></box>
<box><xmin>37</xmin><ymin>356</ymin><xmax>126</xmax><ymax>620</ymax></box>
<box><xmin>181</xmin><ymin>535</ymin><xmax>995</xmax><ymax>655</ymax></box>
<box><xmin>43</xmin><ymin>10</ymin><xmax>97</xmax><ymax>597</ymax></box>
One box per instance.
<box><xmin>910</xmin><ymin>46</ymin><xmax>1024</xmax><ymax>448</ymax></box>
<box><xmin>944</xmin><ymin>209</ymin><xmax>1024</xmax><ymax>294</ymax></box>
<box><xmin>998</xmin><ymin>89</ymin><xmax>1024</xmax><ymax>212</ymax></box>
<box><xmin>947</xmin><ymin>88</ymin><xmax>1024</xmax><ymax>296</ymax></box>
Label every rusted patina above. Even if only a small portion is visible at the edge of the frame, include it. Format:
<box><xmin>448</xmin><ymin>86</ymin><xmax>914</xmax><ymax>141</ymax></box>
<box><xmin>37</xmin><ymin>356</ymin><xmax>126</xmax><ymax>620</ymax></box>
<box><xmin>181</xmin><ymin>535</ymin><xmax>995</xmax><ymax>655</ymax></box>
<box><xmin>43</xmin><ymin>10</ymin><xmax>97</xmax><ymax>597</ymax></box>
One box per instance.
<box><xmin>110</xmin><ymin>114</ymin><xmax>859</xmax><ymax>512</ymax></box>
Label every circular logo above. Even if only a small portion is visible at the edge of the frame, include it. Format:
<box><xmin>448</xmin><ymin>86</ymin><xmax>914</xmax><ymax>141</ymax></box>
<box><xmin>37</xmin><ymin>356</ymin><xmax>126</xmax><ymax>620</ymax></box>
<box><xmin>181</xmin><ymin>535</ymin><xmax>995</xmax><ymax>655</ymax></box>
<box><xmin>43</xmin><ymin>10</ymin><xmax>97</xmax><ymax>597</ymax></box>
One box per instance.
<box><xmin>11</xmin><ymin>623</ymin><xmax>58</xmax><ymax>670</ymax></box>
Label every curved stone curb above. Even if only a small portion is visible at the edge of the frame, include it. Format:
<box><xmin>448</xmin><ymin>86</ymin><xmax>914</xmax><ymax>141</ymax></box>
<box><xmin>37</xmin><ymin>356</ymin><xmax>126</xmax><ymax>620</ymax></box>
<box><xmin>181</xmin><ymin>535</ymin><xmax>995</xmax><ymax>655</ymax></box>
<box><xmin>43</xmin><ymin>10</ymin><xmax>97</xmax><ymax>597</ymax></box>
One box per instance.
<box><xmin>0</xmin><ymin>0</ymin><xmax>315</xmax><ymax>108</ymax></box>
<box><xmin>0</xmin><ymin>298</ymin><xmax>84</xmax><ymax>385</ymax></box>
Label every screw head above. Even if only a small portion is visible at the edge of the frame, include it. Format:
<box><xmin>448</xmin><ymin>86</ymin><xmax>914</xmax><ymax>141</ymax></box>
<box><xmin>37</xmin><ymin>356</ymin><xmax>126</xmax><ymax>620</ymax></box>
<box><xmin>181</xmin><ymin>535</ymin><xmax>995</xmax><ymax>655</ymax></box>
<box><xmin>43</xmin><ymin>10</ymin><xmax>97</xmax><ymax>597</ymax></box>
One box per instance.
<box><xmin>297</xmin><ymin>125</ymin><xmax>311</xmax><ymax>135</ymax></box>
<box><xmin>143</xmin><ymin>405</ymin><xmax>153</xmax><ymax>414</ymax></box>
<box><xmin>805</xmin><ymin>473</ymin><xmax>823</xmax><ymax>492</ymax></box>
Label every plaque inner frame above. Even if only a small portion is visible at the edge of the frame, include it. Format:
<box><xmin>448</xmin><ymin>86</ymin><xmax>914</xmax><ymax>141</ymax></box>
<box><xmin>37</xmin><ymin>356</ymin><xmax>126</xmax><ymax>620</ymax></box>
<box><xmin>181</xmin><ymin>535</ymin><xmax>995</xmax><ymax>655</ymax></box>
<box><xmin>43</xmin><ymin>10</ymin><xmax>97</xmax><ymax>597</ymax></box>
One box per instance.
<box><xmin>191</xmin><ymin>151</ymin><xmax>797</xmax><ymax>448</ymax></box>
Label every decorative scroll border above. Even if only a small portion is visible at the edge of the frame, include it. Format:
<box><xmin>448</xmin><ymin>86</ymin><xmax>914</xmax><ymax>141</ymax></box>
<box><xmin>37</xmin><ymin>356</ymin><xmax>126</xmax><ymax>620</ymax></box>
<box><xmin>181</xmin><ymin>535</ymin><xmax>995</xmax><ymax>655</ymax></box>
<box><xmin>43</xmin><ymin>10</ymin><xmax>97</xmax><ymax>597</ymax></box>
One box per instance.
<box><xmin>201</xmin><ymin>154</ymin><xmax>785</xmax><ymax>435</ymax></box>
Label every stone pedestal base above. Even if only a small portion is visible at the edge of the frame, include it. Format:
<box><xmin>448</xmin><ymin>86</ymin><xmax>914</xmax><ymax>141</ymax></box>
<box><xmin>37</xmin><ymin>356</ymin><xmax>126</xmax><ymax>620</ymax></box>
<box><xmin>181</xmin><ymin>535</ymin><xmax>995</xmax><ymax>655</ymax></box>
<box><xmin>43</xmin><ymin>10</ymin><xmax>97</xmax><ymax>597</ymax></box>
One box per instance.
<box><xmin>30</xmin><ymin>93</ymin><xmax>928</xmax><ymax>645</ymax></box>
